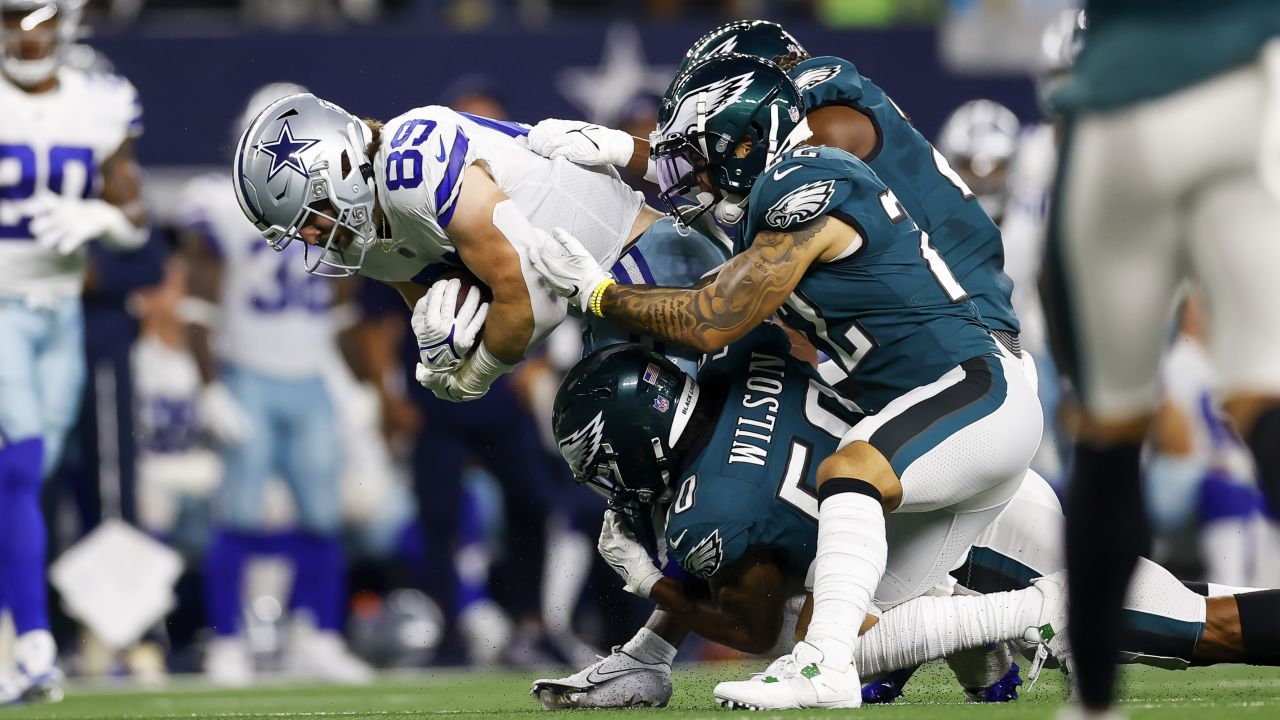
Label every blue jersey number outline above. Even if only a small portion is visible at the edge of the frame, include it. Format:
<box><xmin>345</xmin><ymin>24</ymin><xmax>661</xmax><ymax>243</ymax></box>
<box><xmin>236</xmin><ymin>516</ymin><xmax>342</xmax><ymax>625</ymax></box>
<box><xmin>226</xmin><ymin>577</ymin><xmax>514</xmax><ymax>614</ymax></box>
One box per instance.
<box><xmin>0</xmin><ymin>143</ymin><xmax>96</xmax><ymax>240</ymax></box>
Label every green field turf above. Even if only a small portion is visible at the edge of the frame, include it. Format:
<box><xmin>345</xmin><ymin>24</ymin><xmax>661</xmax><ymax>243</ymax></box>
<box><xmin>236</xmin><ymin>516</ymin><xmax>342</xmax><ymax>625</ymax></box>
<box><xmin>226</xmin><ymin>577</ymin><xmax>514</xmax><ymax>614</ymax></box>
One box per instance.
<box><xmin>3</xmin><ymin>662</ymin><xmax>1279</xmax><ymax>720</ymax></box>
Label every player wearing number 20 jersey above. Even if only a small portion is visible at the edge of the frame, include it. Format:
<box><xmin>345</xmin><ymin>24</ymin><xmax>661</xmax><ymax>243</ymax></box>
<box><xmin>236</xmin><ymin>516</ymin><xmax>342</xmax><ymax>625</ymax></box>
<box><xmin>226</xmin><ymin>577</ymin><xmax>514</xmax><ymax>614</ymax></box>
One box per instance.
<box><xmin>0</xmin><ymin>0</ymin><xmax>147</xmax><ymax>703</ymax></box>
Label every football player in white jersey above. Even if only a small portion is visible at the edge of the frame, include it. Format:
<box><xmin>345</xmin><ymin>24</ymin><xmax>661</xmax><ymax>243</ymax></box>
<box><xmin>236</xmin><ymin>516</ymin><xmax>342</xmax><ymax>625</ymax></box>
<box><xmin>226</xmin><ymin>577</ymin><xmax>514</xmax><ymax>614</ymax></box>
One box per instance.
<box><xmin>178</xmin><ymin>84</ymin><xmax>372</xmax><ymax>686</ymax></box>
<box><xmin>231</xmin><ymin>93</ymin><xmax>729</xmax><ymax>400</ymax></box>
<box><xmin>0</xmin><ymin>0</ymin><xmax>146</xmax><ymax>703</ymax></box>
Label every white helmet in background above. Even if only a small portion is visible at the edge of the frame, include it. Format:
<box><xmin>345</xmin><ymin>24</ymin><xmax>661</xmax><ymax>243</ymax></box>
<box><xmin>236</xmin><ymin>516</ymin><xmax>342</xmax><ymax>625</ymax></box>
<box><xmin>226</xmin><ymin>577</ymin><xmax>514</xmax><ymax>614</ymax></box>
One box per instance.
<box><xmin>936</xmin><ymin>99</ymin><xmax>1020</xmax><ymax>222</ymax></box>
<box><xmin>1037</xmin><ymin>9</ymin><xmax>1087</xmax><ymax>115</ymax></box>
<box><xmin>233</xmin><ymin>92</ymin><xmax>378</xmax><ymax>277</ymax></box>
<box><xmin>0</xmin><ymin>0</ymin><xmax>83</xmax><ymax>88</ymax></box>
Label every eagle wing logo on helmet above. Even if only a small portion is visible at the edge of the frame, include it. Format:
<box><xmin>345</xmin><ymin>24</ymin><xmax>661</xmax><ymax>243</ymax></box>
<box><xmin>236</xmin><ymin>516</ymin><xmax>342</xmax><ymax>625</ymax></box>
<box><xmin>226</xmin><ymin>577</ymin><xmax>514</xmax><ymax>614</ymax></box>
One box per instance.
<box><xmin>704</xmin><ymin>35</ymin><xmax>739</xmax><ymax>57</ymax></box>
<box><xmin>559</xmin><ymin>411</ymin><xmax>606</xmax><ymax>477</ymax></box>
<box><xmin>683</xmin><ymin>529</ymin><xmax>725</xmax><ymax>578</ymax></box>
<box><xmin>791</xmin><ymin>65</ymin><xmax>842</xmax><ymax>92</ymax></box>
<box><xmin>660</xmin><ymin>71</ymin><xmax>756</xmax><ymax>140</ymax></box>
<box><xmin>765</xmin><ymin>180</ymin><xmax>837</xmax><ymax>229</ymax></box>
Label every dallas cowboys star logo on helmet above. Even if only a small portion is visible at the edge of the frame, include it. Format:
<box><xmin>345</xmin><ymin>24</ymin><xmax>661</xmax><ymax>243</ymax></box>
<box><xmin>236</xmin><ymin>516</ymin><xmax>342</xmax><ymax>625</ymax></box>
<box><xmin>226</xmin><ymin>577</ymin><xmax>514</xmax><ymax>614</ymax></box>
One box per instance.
<box><xmin>256</xmin><ymin>120</ymin><xmax>320</xmax><ymax>181</ymax></box>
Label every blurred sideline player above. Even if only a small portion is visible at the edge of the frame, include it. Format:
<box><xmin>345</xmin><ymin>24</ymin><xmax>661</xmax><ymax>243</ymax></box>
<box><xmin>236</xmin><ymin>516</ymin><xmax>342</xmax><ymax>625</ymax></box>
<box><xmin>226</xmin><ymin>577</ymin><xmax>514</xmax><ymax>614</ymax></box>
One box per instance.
<box><xmin>1146</xmin><ymin>293</ymin><xmax>1274</xmax><ymax>587</ymax></box>
<box><xmin>177</xmin><ymin>84</ymin><xmax>370</xmax><ymax>686</ymax></box>
<box><xmin>935</xmin><ymin>99</ymin><xmax>1020</xmax><ymax>226</ymax></box>
<box><xmin>0</xmin><ymin>0</ymin><xmax>146</xmax><ymax>703</ymax></box>
<box><xmin>1041</xmin><ymin>2</ymin><xmax>1280</xmax><ymax>717</ymax></box>
<box><xmin>534</xmin><ymin>338</ymin><xmax>1280</xmax><ymax>709</ymax></box>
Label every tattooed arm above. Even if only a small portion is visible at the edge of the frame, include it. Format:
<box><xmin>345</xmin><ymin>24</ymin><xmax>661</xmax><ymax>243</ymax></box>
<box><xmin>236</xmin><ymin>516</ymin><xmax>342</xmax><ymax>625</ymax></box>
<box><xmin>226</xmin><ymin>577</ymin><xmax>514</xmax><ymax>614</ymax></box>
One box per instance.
<box><xmin>599</xmin><ymin>215</ymin><xmax>856</xmax><ymax>353</ymax></box>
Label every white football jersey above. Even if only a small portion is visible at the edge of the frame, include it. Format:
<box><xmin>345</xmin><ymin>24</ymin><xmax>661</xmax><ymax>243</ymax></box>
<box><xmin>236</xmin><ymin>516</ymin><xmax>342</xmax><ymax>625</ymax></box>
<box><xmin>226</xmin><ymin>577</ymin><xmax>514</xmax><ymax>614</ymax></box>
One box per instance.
<box><xmin>0</xmin><ymin>67</ymin><xmax>142</xmax><ymax>300</ymax></box>
<box><xmin>178</xmin><ymin>172</ymin><xmax>339</xmax><ymax>378</ymax></box>
<box><xmin>133</xmin><ymin>336</ymin><xmax>203</xmax><ymax>456</ymax></box>
<box><xmin>357</xmin><ymin>106</ymin><xmax>645</xmax><ymax>283</ymax></box>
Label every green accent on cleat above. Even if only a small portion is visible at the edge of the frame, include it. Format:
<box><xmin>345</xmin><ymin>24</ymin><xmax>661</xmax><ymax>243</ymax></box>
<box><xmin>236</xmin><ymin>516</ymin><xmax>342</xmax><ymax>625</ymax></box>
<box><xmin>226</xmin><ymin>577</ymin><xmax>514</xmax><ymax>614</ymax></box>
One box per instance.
<box><xmin>1038</xmin><ymin>623</ymin><xmax>1056</xmax><ymax>642</ymax></box>
<box><xmin>763</xmin><ymin>676</ymin><xmax>779</xmax><ymax>684</ymax></box>
<box><xmin>801</xmin><ymin>663</ymin><xmax>821</xmax><ymax>679</ymax></box>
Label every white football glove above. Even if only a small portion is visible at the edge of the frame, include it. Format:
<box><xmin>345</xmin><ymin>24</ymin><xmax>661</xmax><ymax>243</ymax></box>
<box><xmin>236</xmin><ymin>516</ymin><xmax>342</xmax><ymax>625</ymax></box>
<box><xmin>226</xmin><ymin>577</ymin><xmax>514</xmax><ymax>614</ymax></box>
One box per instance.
<box><xmin>30</xmin><ymin>196</ymin><xmax>147</xmax><ymax>255</ymax></box>
<box><xmin>529</xmin><ymin>228</ymin><xmax>613</xmax><ymax>315</ymax></box>
<box><xmin>411</xmin><ymin>278</ymin><xmax>490</xmax><ymax>373</ymax></box>
<box><xmin>526</xmin><ymin>119</ymin><xmax>636</xmax><ymax>167</ymax></box>
<box><xmin>414</xmin><ymin>340</ymin><xmax>513</xmax><ymax>403</ymax></box>
<box><xmin>199</xmin><ymin>382</ymin><xmax>251</xmax><ymax>445</ymax></box>
<box><xmin>531</xmin><ymin>645</ymin><xmax>673</xmax><ymax>709</ymax></box>
<box><xmin>598</xmin><ymin>510</ymin><xmax>663</xmax><ymax>598</ymax></box>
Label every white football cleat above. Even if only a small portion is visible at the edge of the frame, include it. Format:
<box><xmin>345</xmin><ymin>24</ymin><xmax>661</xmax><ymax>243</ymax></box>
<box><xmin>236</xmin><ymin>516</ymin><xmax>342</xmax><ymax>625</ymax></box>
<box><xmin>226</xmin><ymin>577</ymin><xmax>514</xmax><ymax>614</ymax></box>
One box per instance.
<box><xmin>284</xmin><ymin>629</ymin><xmax>374</xmax><ymax>685</ymax></box>
<box><xmin>1025</xmin><ymin>570</ymin><xmax>1072</xmax><ymax>687</ymax></box>
<box><xmin>531</xmin><ymin>646</ymin><xmax>672</xmax><ymax>709</ymax></box>
<box><xmin>713</xmin><ymin>642</ymin><xmax>861</xmax><ymax>710</ymax></box>
<box><xmin>205</xmin><ymin>635</ymin><xmax>254</xmax><ymax>687</ymax></box>
<box><xmin>13</xmin><ymin>630</ymin><xmax>64</xmax><ymax>704</ymax></box>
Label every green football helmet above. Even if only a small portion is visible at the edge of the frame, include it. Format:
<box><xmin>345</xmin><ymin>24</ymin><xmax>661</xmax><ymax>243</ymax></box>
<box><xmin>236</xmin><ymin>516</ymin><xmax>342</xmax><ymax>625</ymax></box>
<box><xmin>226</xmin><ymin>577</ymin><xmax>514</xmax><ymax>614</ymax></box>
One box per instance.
<box><xmin>675</xmin><ymin>20</ymin><xmax>808</xmax><ymax>81</ymax></box>
<box><xmin>552</xmin><ymin>344</ymin><xmax>701</xmax><ymax>509</ymax></box>
<box><xmin>653</xmin><ymin>52</ymin><xmax>809</xmax><ymax>225</ymax></box>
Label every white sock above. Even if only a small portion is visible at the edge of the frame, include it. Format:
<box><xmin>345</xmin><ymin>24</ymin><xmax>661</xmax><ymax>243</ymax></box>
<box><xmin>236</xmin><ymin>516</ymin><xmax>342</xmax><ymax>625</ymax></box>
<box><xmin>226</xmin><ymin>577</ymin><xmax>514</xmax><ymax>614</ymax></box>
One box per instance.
<box><xmin>804</xmin><ymin>491</ymin><xmax>887</xmax><ymax>669</ymax></box>
<box><xmin>855</xmin><ymin>587</ymin><xmax>1044</xmax><ymax>677</ymax></box>
<box><xmin>541</xmin><ymin>523</ymin><xmax>593</xmax><ymax>635</ymax></box>
<box><xmin>1206</xmin><ymin>582</ymin><xmax>1266</xmax><ymax>597</ymax></box>
<box><xmin>621</xmin><ymin>627</ymin><xmax>677</xmax><ymax>665</ymax></box>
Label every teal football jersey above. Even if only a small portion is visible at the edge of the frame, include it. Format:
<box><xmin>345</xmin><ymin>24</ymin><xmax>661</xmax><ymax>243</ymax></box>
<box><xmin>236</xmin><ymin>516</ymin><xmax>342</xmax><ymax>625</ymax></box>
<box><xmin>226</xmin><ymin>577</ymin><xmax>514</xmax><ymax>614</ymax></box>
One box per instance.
<box><xmin>790</xmin><ymin>56</ymin><xmax>1019</xmax><ymax>335</ymax></box>
<box><xmin>664</xmin><ymin>325</ymin><xmax>860</xmax><ymax>579</ymax></box>
<box><xmin>738</xmin><ymin>145</ymin><xmax>997</xmax><ymax>414</ymax></box>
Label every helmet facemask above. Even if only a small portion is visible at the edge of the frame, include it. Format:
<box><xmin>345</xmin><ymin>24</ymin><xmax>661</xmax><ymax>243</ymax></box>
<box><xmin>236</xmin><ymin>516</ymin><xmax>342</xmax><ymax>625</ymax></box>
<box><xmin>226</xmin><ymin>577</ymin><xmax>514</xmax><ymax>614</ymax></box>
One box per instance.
<box><xmin>0</xmin><ymin>1</ymin><xmax>81</xmax><ymax>89</ymax></box>
<box><xmin>653</xmin><ymin>60</ymin><xmax>808</xmax><ymax>227</ymax></box>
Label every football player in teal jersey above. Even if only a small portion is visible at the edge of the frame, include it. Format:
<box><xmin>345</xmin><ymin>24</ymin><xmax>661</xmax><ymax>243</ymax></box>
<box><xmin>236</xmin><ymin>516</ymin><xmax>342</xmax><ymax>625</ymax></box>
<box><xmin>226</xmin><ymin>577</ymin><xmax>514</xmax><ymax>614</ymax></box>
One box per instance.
<box><xmin>531</xmin><ymin>337</ymin><xmax>1280</xmax><ymax>709</ymax></box>
<box><xmin>527</xmin><ymin>20</ymin><xmax>1022</xmax><ymax>357</ymax></box>
<box><xmin>529</xmin><ymin>54</ymin><xmax>1043</xmax><ymax>709</ymax></box>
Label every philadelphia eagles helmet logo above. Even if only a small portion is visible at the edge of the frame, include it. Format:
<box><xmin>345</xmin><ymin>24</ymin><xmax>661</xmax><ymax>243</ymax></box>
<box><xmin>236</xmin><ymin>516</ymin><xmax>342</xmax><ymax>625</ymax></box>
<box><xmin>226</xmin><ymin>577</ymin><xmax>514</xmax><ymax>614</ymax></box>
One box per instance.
<box><xmin>791</xmin><ymin>65</ymin><xmax>842</xmax><ymax>92</ymax></box>
<box><xmin>558</xmin><ymin>411</ymin><xmax>606</xmax><ymax>477</ymax></box>
<box><xmin>660</xmin><ymin>71</ymin><xmax>756</xmax><ymax>140</ymax></box>
<box><xmin>765</xmin><ymin>179</ymin><xmax>837</xmax><ymax>229</ymax></box>
<box><xmin>683</xmin><ymin>529</ymin><xmax>725</xmax><ymax>578</ymax></box>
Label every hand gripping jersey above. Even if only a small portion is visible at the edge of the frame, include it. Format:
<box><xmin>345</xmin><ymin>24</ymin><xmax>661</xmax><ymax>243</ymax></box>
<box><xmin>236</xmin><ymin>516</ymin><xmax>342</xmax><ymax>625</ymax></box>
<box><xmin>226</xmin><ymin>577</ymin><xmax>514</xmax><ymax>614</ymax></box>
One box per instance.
<box><xmin>178</xmin><ymin>173</ymin><xmax>337</xmax><ymax>379</ymax></box>
<box><xmin>790</xmin><ymin>57</ymin><xmax>1019</xmax><ymax>336</ymax></box>
<box><xmin>0</xmin><ymin>67</ymin><xmax>143</xmax><ymax>299</ymax></box>
<box><xmin>664</xmin><ymin>325</ymin><xmax>860</xmax><ymax>579</ymax></box>
<box><xmin>358</xmin><ymin>107</ymin><xmax>645</xmax><ymax>284</ymax></box>
<box><xmin>740</xmin><ymin>145</ymin><xmax>997</xmax><ymax>414</ymax></box>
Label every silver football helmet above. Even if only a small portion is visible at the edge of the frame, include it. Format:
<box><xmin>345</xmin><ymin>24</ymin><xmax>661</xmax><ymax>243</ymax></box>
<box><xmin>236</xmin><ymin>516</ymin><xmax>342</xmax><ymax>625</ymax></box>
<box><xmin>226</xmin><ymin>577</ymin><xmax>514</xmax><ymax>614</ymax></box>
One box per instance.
<box><xmin>0</xmin><ymin>0</ymin><xmax>83</xmax><ymax>88</ymax></box>
<box><xmin>233</xmin><ymin>92</ymin><xmax>377</xmax><ymax>277</ymax></box>
<box><xmin>936</xmin><ymin>99</ymin><xmax>1020</xmax><ymax>221</ymax></box>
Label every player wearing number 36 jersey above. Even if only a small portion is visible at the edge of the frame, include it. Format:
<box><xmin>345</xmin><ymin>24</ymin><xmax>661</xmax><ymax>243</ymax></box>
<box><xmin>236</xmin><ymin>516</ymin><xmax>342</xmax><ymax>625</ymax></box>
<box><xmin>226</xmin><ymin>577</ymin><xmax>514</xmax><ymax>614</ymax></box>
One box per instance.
<box><xmin>529</xmin><ymin>53</ymin><xmax>1042</xmax><ymax>710</ymax></box>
